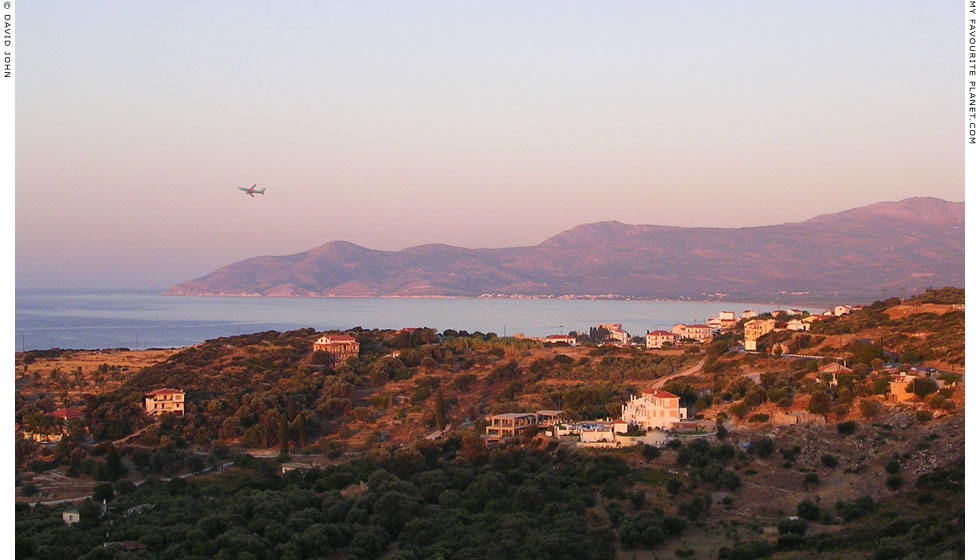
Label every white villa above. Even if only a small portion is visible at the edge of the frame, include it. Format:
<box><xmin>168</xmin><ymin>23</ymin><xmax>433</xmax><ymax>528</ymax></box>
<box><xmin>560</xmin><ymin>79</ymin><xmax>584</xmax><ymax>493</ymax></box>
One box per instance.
<box><xmin>645</xmin><ymin>330</ymin><xmax>676</xmax><ymax>349</ymax></box>
<box><xmin>621</xmin><ymin>388</ymin><xmax>688</xmax><ymax>431</ymax></box>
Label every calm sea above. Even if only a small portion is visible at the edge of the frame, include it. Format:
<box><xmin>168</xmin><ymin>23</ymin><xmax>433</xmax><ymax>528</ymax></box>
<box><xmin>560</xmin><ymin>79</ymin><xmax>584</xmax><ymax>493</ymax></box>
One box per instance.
<box><xmin>14</xmin><ymin>290</ymin><xmax>794</xmax><ymax>351</ymax></box>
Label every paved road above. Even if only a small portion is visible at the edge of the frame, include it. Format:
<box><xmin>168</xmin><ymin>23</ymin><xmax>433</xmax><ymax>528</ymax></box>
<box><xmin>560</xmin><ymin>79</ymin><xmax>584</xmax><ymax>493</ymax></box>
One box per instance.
<box><xmin>650</xmin><ymin>359</ymin><xmax>705</xmax><ymax>389</ymax></box>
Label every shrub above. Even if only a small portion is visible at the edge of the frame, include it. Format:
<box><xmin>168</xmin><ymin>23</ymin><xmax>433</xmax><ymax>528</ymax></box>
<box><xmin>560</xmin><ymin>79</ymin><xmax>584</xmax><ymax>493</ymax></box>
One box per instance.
<box><xmin>21</xmin><ymin>482</ymin><xmax>38</xmax><ymax>497</ymax></box>
<box><xmin>915</xmin><ymin>410</ymin><xmax>933</xmax><ymax>423</ymax></box>
<box><xmin>777</xmin><ymin>517</ymin><xmax>808</xmax><ymax>535</ymax></box>
<box><xmin>803</xmin><ymin>473</ymin><xmax>820</xmax><ymax>487</ymax></box>
<box><xmin>640</xmin><ymin>444</ymin><xmax>661</xmax><ymax>460</ymax></box>
<box><xmin>836</xmin><ymin>421</ymin><xmax>856</xmax><ymax>435</ymax></box>
<box><xmin>748</xmin><ymin>414</ymin><xmax>769</xmax><ymax>423</ymax></box>
<box><xmin>886</xmin><ymin>474</ymin><xmax>904</xmax><ymax>490</ymax></box>
<box><xmin>859</xmin><ymin>399</ymin><xmax>882</xmax><ymax>419</ymax></box>
<box><xmin>885</xmin><ymin>459</ymin><xmax>900</xmax><ymax>474</ymax></box>
<box><xmin>837</xmin><ymin>496</ymin><xmax>877</xmax><ymax>522</ymax></box>
<box><xmin>821</xmin><ymin>454</ymin><xmax>839</xmax><ymax>469</ymax></box>
<box><xmin>749</xmin><ymin>437</ymin><xmax>774</xmax><ymax>458</ymax></box>
<box><xmin>796</xmin><ymin>499</ymin><xmax>820</xmax><ymax>521</ymax></box>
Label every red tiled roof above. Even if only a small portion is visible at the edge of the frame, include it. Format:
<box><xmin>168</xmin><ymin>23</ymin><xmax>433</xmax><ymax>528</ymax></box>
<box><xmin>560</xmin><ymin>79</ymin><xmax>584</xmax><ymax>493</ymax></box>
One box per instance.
<box><xmin>647</xmin><ymin>330</ymin><xmax>673</xmax><ymax>336</ymax></box>
<box><xmin>641</xmin><ymin>389</ymin><xmax>680</xmax><ymax>399</ymax></box>
<box><xmin>49</xmin><ymin>407</ymin><xmax>84</xmax><ymax>420</ymax></box>
<box><xmin>546</xmin><ymin>335</ymin><xmax>573</xmax><ymax>340</ymax></box>
<box><xmin>688</xmin><ymin>325</ymin><xmax>710</xmax><ymax>329</ymax></box>
<box><xmin>145</xmin><ymin>388</ymin><xmax>183</xmax><ymax>397</ymax></box>
<box><xmin>318</xmin><ymin>334</ymin><xmax>356</xmax><ymax>343</ymax></box>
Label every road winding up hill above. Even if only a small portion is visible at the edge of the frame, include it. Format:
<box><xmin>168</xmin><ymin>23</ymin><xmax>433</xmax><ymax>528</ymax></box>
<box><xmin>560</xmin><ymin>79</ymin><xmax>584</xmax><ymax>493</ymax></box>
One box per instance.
<box><xmin>165</xmin><ymin>197</ymin><xmax>963</xmax><ymax>301</ymax></box>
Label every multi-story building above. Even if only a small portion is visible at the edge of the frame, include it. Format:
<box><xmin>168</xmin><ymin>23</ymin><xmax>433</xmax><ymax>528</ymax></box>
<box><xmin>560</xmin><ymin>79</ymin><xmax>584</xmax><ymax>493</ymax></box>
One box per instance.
<box><xmin>144</xmin><ymin>388</ymin><xmax>185</xmax><ymax>416</ymax></box>
<box><xmin>645</xmin><ymin>330</ymin><xmax>676</xmax><ymax>349</ymax></box>
<box><xmin>888</xmin><ymin>373</ymin><xmax>916</xmax><ymax>402</ymax></box>
<box><xmin>484</xmin><ymin>411</ymin><xmax>564</xmax><ymax>440</ymax></box>
<box><xmin>313</xmin><ymin>334</ymin><xmax>360</xmax><ymax>363</ymax></box>
<box><xmin>743</xmin><ymin>319</ymin><xmax>776</xmax><ymax>351</ymax></box>
<box><xmin>671</xmin><ymin>324</ymin><xmax>714</xmax><ymax>343</ymax></box>
<box><xmin>485</xmin><ymin>413</ymin><xmax>540</xmax><ymax>439</ymax></box>
<box><xmin>621</xmin><ymin>388</ymin><xmax>687</xmax><ymax>431</ymax></box>
<box><xmin>607</xmin><ymin>327</ymin><xmax>630</xmax><ymax>344</ymax></box>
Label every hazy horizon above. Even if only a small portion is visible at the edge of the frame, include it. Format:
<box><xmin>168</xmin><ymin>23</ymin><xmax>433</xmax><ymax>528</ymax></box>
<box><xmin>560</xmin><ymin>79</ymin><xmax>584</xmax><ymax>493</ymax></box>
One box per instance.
<box><xmin>16</xmin><ymin>1</ymin><xmax>965</xmax><ymax>289</ymax></box>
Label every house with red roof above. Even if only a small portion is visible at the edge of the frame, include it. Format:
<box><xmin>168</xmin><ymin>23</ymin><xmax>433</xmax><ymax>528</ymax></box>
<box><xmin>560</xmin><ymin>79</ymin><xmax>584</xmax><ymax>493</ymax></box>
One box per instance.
<box><xmin>49</xmin><ymin>407</ymin><xmax>84</xmax><ymax>421</ymax></box>
<box><xmin>620</xmin><ymin>388</ymin><xmax>688</xmax><ymax>431</ymax></box>
<box><xmin>144</xmin><ymin>388</ymin><xmax>185</xmax><ymax>416</ymax></box>
<box><xmin>645</xmin><ymin>330</ymin><xmax>676</xmax><ymax>349</ymax></box>
<box><xmin>313</xmin><ymin>334</ymin><xmax>360</xmax><ymax>364</ymax></box>
<box><xmin>671</xmin><ymin>324</ymin><xmax>714</xmax><ymax>343</ymax></box>
<box><xmin>543</xmin><ymin>334</ymin><xmax>577</xmax><ymax>346</ymax></box>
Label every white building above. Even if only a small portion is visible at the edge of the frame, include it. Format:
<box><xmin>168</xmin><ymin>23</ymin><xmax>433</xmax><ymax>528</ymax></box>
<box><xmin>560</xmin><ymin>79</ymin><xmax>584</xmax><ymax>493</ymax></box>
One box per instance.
<box><xmin>621</xmin><ymin>388</ymin><xmax>687</xmax><ymax>431</ymax></box>
<box><xmin>543</xmin><ymin>335</ymin><xmax>577</xmax><ymax>346</ymax></box>
<box><xmin>645</xmin><ymin>330</ymin><xmax>676</xmax><ymax>349</ymax></box>
<box><xmin>785</xmin><ymin>318</ymin><xmax>809</xmax><ymax>332</ymax></box>
<box><xmin>718</xmin><ymin>311</ymin><xmax>736</xmax><ymax>321</ymax></box>
<box><xmin>144</xmin><ymin>389</ymin><xmax>185</xmax><ymax>417</ymax></box>
<box><xmin>833</xmin><ymin>305</ymin><xmax>852</xmax><ymax>316</ymax></box>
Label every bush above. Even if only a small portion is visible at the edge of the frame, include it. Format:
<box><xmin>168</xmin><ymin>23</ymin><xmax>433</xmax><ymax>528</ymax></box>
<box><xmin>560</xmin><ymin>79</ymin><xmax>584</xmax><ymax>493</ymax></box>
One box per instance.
<box><xmin>749</xmin><ymin>437</ymin><xmax>774</xmax><ymax>458</ymax></box>
<box><xmin>885</xmin><ymin>459</ymin><xmax>900</xmax><ymax>474</ymax></box>
<box><xmin>821</xmin><ymin>454</ymin><xmax>839</xmax><ymax>469</ymax></box>
<box><xmin>21</xmin><ymin>482</ymin><xmax>38</xmax><ymax>497</ymax></box>
<box><xmin>886</xmin><ymin>474</ymin><xmax>904</xmax><ymax>490</ymax></box>
<box><xmin>640</xmin><ymin>444</ymin><xmax>661</xmax><ymax>460</ymax></box>
<box><xmin>796</xmin><ymin>499</ymin><xmax>820</xmax><ymax>521</ymax></box>
<box><xmin>859</xmin><ymin>399</ymin><xmax>882</xmax><ymax>419</ymax></box>
<box><xmin>915</xmin><ymin>410</ymin><xmax>933</xmax><ymax>423</ymax></box>
<box><xmin>803</xmin><ymin>473</ymin><xmax>820</xmax><ymax>487</ymax></box>
<box><xmin>836</xmin><ymin>421</ymin><xmax>856</xmax><ymax>435</ymax></box>
<box><xmin>837</xmin><ymin>496</ymin><xmax>877</xmax><ymax>522</ymax></box>
<box><xmin>777</xmin><ymin>517</ymin><xmax>808</xmax><ymax>535</ymax></box>
<box><xmin>748</xmin><ymin>414</ymin><xmax>769</xmax><ymax>423</ymax></box>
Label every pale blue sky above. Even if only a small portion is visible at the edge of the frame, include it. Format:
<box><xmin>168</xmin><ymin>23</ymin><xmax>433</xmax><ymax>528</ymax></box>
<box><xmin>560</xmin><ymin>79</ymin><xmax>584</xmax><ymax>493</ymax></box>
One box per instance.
<box><xmin>16</xmin><ymin>1</ymin><xmax>964</xmax><ymax>289</ymax></box>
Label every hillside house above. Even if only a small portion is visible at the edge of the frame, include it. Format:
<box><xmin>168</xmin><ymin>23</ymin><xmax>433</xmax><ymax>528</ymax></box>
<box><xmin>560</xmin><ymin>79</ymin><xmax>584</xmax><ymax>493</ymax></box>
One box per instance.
<box><xmin>888</xmin><ymin>373</ymin><xmax>916</xmax><ymax>402</ymax></box>
<box><xmin>819</xmin><ymin>362</ymin><xmax>852</xmax><ymax>387</ymax></box>
<box><xmin>543</xmin><ymin>335</ymin><xmax>577</xmax><ymax>346</ymax></box>
<box><xmin>485</xmin><ymin>413</ymin><xmax>539</xmax><ymax>440</ymax></box>
<box><xmin>671</xmin><ymin>324</ymin><xmax>713</xmax><ymax>343</ymax></box>
<box><xmin>313</xmin><ymin>334</ymin><xmax>360</xmax><ymax>363</ymax></box>
<box><xmin>621</xmin><ymin>388</ymin><xmax>688</xmax><ymax>431</ymax></box>
<box><xmin>63</xmin><ymin>510</ymin><xmax>80</xmax><ymax>525</ymax></box>
<box><xmin>144</xmin><ymin>388</ymin><xmax>185</xmax><ymax>416</ymax></box>
<box><xmin>786</xmin><ymin>318</ymin><xmax>809</xmax><ymax>332</ymax></box>
<box><xmin>741</xmin><ymin>309</ymin><xmax>757</xmax><ymax>319</ymax></box>
<box><xmin>834</xmin><ymin>305</ymin><xmax>853</xmax><ymax>316</ymax></box>
<box><xmin>743</xmin><ymin>319</ymin><xmax>776</xmax><ymax>351</ymax></box>
<box><xmin>645</xmin><ymin>330</ymin><xmax>676</xmax><ymax>349</ymax></box>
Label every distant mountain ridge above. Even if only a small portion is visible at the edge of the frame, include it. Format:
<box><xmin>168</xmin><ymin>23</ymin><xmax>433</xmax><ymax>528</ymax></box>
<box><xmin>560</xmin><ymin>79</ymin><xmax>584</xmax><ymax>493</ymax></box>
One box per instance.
<box><xmin>165</xmin><ymin>197</ymin><xmax>964</xmax><ymax>302</ymax></box>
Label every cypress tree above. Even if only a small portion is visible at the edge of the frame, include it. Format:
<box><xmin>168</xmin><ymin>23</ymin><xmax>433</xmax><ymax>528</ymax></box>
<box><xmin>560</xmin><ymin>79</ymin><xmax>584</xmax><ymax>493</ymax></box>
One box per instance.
<box><xmin>434</xmin><ymin>389</ymin><xmax>446</xmax><ymax>429</ymax></box>
<box><xmin>279</xmin><ymin>414</ymin><xmax>289</xmax><ymax>456</ymax></box>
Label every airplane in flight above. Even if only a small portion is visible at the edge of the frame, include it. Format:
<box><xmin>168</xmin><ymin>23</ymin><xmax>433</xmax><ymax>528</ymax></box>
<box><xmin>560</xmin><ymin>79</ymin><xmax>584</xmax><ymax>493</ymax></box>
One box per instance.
<box><xmin>238</xmin><ymin>184</ymin><xmax>266</xmax><ymax>197</ymax></box>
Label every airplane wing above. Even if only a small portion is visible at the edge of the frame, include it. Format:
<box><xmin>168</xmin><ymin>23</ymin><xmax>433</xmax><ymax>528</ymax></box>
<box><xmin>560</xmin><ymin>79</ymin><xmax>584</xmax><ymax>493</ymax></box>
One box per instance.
<box><xmin>248</xmin><ymin>184</ymin><xmax>257</xmax><ymax>194</ymax></box>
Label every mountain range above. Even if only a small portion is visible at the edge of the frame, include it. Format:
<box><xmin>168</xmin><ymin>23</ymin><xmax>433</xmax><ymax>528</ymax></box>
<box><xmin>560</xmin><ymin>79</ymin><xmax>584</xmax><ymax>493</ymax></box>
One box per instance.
<box><xmin>165</xmin><ymin>197</ymin><xmax>964</xmax><ymax>302</ymax></box>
